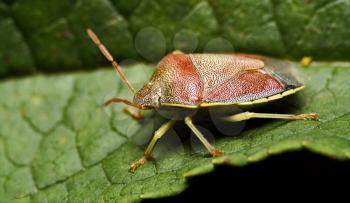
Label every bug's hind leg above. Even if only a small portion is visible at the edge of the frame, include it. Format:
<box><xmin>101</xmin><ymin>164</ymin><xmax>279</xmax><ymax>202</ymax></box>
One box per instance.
<box><xmin>184</xmin><ymin>116</ymin><xmax>223</xmax><ymax>157</ymax></box>
<box><xmin>224</xmin><ymin>112</ymin><xmax>319</xmax><ymax>122</ymax></box>
<box><xmin>129</xmin><ymin>119</ymin><xmax>176</xmax><ymax>172</ymax></box>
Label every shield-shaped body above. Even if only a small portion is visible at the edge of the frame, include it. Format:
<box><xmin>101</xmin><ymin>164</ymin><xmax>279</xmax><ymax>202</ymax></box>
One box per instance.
<box><xmin>133</xmin><ymin>53</ymin><xmax>303</xmax><ymax>108</ymax></box>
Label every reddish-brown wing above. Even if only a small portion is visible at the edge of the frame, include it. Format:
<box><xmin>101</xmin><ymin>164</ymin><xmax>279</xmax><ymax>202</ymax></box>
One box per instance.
<box><xmin>189</xmin><ymin>54</ymin><xmax>264</xmax><ymax>92</ymax></box>
<box><xmin>204</xmin><ymin>69</ymin><xmax>285</xmax><ymax>103</ymax></box>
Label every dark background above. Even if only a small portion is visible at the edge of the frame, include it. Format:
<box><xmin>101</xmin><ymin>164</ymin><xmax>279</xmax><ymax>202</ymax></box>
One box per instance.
<box><xmin>143</xmin><ymin>150</ymin><xmax>350</xmax><ymax>202</ymax></box>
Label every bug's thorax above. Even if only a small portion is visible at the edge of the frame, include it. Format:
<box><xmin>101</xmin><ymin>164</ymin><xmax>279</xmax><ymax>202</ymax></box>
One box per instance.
<box><xmin>133</xmin><ymin>53</ymin><xmax>204</xmax><ymax>108</ymax></box>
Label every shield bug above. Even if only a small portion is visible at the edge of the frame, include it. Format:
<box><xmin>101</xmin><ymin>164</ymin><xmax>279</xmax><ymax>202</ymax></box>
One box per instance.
<box><xmin>87</xmin><ymin>29</ymin><xmax>319</xmax><ymax>172</ymax></box>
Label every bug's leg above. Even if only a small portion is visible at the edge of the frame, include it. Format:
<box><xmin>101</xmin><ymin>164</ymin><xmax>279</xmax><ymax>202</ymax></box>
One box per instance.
<box><xmin>104</xmin><ymin>97</ymin><xmax>144</xmax><ymax>110</ymax></box>
<box><xmin>224</xmin><ymin>112</ymin><xmax>319</xmax><ymax>122</ymax></box>
<box><xmin>129</xmin><ymin>119</ymin><xmax>176</xmax><ymax>172</ymax></box>
<box><xmin>184</xmin><ymin>116</ymin><xmax>223</xmax><ymax>157</ymax></box>
<box><xmin>105</xmin><ymin>98</ymin><xmax>145</xmax><ymax>119</ymax></box>
<box><xmin>124</xmin><ymin>107</ymin><xmax>144</xmax><ymax>120</ymax></box>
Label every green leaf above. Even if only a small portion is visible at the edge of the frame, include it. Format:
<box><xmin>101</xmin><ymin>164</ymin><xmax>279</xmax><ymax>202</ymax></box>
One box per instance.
<box><xmin>0</xmin><ymin>61</ymin><xmax>349</xmax><ymax>202</ymax></box>
<box><xmin>1</xmin><ymin>0</ymin><xmax>350</xmax><ymax>76</ymax></box>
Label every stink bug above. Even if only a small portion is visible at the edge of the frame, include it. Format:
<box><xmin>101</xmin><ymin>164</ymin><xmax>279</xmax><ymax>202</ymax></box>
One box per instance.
<box><xmin>87</xmin><ymin>29</ymin><xmax>319</xmax><ymax>172</ymax></box>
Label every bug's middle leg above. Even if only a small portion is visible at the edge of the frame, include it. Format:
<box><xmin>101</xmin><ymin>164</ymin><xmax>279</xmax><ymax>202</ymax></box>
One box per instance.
<box><xmin>184</xmin><ymin>116</ymin><xmax>223</xmax><ymax>157</ymax></box>
<box><xmin>129</xmin><ymin>119</ymin><xmax>176</xmax><ymax>172</ymax></box>
<box><xmin>224</xmin><ymin>112</ymin><xmax>319</xmax><ymax>122</ymax></box>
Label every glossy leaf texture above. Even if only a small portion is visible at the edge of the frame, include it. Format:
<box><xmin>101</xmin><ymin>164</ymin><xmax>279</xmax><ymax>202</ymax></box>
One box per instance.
<box><xmin>1</xmin><ymin>0</ymin><xmax>350</xmax><ymax>76</ymax></box>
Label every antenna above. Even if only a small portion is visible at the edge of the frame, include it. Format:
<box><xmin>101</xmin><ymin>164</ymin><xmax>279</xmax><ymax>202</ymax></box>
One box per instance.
<box><xmin>87</xmin><ymin>29</ymin><xmax>136</xmax><ymax>94</ymax></box>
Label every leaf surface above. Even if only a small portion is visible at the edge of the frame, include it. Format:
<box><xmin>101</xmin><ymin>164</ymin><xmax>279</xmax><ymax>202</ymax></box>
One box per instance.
<box><xmin>0</xmin><ymin>61</ymin><xmax>349</xmax><ymax>202</ymax></box>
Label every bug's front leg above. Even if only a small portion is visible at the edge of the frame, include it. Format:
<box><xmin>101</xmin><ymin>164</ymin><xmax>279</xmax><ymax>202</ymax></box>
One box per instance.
<box><xmin>184</xmin><ymin>116</ymin><xmax>223</xmax><ymax>157</ymax></box>
<box><xmin>104</xmin><ymin>97</ymin><xmax>146</xmax><ymax>120</ymax></box>
<box><xmin>224</xmin><ymin>112</ymin><xmax>319</xmax><ymax>122</ymax></box>
<box><xmin>129</xmin><ymin>119</ymin><xmax>176</xmax><ymax>172</ymax></box>
<box><xmin>124</xmin><ymin>107</ymin><xmax>144</xmax><ymax>120</ymax></box>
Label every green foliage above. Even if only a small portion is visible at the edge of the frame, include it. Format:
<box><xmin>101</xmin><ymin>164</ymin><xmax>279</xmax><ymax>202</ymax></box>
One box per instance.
<box><xmin>0</xmin><ymin>62</ymin><xmax>349</xmax><ymax>202</ymax></box>
<box><xmin>1</xmin><ymin>0</ymin><xmax>350</xmax><ymax>76</ymax></box>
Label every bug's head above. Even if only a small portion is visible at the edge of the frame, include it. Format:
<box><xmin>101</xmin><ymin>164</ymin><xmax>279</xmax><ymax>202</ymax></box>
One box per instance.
<box><xmin>87</xmin><ymin>28</ymin><xmax>160</xmax><ymax>110</ymax></box>
<box><xmin>133</xmin><ymin>80</ymin><xmax>161</xmax><ymax>108</ymax></box>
